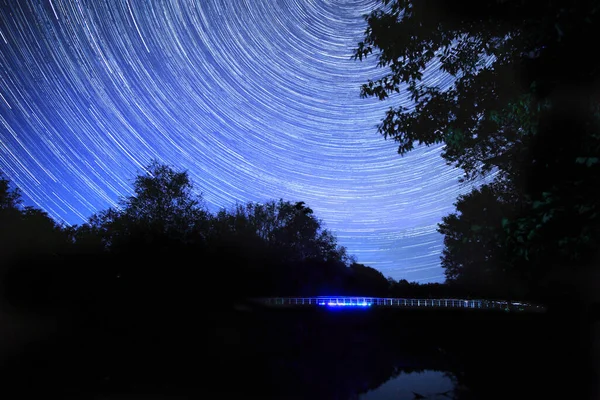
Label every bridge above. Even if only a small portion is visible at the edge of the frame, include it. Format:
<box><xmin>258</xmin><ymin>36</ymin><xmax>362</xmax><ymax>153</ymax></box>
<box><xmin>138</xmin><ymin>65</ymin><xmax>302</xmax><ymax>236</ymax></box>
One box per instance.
<box><xmin>252</xmin><ymin>296</ymin><xmax>546</xmax><ymax>313</ymax></box>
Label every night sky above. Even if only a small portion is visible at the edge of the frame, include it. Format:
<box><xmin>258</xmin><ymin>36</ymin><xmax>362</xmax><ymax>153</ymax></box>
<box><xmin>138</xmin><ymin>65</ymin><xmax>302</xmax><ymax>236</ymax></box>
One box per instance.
<box><xmin>0</xmin><ymin>0</ymin><xmax>469</xmax><ymax>282</ymax></box>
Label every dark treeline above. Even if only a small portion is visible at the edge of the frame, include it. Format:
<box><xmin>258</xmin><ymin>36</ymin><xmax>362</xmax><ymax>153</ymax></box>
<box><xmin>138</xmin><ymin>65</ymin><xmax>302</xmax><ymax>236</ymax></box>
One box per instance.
<box><xmin>1</xmin><ymin>161</ymin><xmax>511</xmax><ymax>322</ymax></box>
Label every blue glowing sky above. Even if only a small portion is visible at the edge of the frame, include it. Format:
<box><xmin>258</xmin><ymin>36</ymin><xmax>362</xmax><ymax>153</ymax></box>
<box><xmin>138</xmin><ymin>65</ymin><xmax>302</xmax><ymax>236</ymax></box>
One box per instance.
<box><xmin>0</xmin><ymin>0</ymin><xmax>469</xmax><ymax>282</ymax></box>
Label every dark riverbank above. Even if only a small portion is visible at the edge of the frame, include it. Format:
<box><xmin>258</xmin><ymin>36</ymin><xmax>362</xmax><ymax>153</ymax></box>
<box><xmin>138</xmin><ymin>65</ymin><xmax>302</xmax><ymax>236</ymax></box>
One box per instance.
<box><xmin>0</xmin><ymin>305</ymin><xmax>592</xmax><ymax>400</ymax></box>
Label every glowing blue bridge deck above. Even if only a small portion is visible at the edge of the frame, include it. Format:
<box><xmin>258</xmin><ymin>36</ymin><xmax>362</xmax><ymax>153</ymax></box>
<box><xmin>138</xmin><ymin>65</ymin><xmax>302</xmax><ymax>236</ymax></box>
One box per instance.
<box><xmin>254</xmin><ymin>297</ymin><xmax>546</xmax><ymax>313</ymax></box>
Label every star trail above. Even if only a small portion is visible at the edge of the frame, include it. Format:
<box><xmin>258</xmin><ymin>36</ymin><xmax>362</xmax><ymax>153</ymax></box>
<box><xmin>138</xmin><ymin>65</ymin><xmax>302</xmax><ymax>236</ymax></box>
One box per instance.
<box><xmin>0</xmin><ymin>0</ymin><xmax>467</xmax><ymax>282</ymax></box>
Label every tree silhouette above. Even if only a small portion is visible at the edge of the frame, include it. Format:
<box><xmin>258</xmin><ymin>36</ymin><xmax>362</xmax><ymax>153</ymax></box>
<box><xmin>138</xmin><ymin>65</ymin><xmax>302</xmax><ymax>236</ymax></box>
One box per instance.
<box><xmin>83</xmin><ymin>160</ymin><xmax>209</xmax><ymax>253</ymax></box>
<box><xmin>346</xmin><ymin>262</ymin><xmax>390</xmax><ymax>296</ymax></box>
<box><xmin>0</xmin><ymin>173</ymin><xmax>73</xmax><ymax>311</ymax></box>
<box><xmin>0</xmin><ymin>174</ymin><xmax>22</xmax><ymax>210</ymax></box>
<box><xmin>207</xmin><ymin>199</ymin><xmax>354</xmax><ymax>296</ymax></box>
<box><xmin>0</xmin><ymin>173</ymin><xmax>69</xmax><ymax>263</ymax></box>
<box><xmin>437</xmin><ymin>180</ymin><xmax>528</xmax><ymax>297</ymax></box>
<box><xmin>354</xmin><ymin>0</ymin><xmax>600</xmax><ymax>294</ymax></box>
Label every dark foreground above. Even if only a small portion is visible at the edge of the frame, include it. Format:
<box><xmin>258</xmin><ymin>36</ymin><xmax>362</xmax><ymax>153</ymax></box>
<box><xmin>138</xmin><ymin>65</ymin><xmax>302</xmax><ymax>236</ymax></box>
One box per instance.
<box><xmin>0</xmin><ymin>304</ymin><xmax>595</xmax><ymax>400</ymax></box>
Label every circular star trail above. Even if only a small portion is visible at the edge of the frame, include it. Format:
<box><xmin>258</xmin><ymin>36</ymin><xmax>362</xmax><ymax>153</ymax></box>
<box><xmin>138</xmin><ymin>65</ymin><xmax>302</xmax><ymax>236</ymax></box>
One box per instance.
<box><xmin>0</xmin><ymin>0</ymin><xmax>467</xmax><ymax>282</ymax></box>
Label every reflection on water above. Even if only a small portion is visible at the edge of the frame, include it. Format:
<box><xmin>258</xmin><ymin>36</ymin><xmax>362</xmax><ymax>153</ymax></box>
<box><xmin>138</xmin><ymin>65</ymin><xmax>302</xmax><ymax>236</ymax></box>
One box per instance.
<box><xmin>359</xmin><ymin>370</ymin><xmax>454</xmax><ymax>400</ymax></box>
<box><xmin>0</xmin><ymin>307</ymin><xmax>591</xmax><ymax>399</ymax></box>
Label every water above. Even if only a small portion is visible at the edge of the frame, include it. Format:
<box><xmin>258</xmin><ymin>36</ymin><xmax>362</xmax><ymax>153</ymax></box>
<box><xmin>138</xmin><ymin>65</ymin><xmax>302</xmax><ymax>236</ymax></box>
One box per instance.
<box><xmin>0</xmin><ymin>307</ymin><xmax>593</xmax><ymax>399</ymax></box>
<box><xmin>359</xmin><ymin>370</ymin><xmax>454</xmax><ymax>400</ymax></box>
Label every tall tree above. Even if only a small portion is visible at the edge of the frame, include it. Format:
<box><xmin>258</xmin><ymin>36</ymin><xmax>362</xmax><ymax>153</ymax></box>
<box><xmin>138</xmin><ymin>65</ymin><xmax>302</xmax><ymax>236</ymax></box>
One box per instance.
<box><xmin>211</xmin><ymin>199</ymin><xmax>351</xmax><ymax>266</ymax></box>
<box><xmin>0</xmin><ymin>173</ymin><xmax>67</xmax><ymax>260</ymax></box>
<box><xmin>437</xmin><ymin>179</ymin><xmax>527</xmax><ymax>297</ymax></box>
<box><xmin>82</xmin><ymin>161</ymin><xmax>209</xmax><ymax>251</ymax></box>
<box><xmin>347</xmin><ymin>262</ymin><xmax>391</xmax><ymax>296</ymax></box>
<box><xmin>354</xmin><ymin>0</ymin><xmax>600</xmax><ymax>291</ymax></box>
<box><xmin>208</xmin><ymin>199</ymin><xmax>353</xmax><ymax>295</ymax></box>
<box><xmin>0</xmin><ymin>174</ymin><xmax>22</xmax><ymax>210</ymax></box>
<box><xmin>354</xmin><ymin>0</ymin><xmax>599</xmax><ymax>180</ymax></box>
<box><xmin>0</xmin><ymin>173</ymin><xmax>73</xmax><ymax>311</ymax></box>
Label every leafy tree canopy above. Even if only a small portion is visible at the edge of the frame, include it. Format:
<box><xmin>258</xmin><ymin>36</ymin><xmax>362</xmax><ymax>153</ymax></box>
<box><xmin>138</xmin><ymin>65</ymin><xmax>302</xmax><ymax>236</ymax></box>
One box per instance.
<box><xmin>83</xmin><ymin>161</ymin><xmax>209</xmax><ymax>251</ymax></box>
<box><xmin>0</xmin><ymin>174</ymin><xmax>22</xmax><ymax>211</ymax></box>
<box><xmin>211</xmin><ymin>199</ymin><xmax>353</xmax><ymax>266</ymax></box>
<box><xmin>355</xmin><ymin>0</ymin><xmax>600</xmax><ymax>292</ymax></box>
<box><xmin>354</xmin><ymin>0</ymin><xmax>600</xmax><ymax>181</ymax></box>
<box><xmin>0</xmin><ymin>173</ymin><xmax>66</xmax><ymax>261</ymax></box>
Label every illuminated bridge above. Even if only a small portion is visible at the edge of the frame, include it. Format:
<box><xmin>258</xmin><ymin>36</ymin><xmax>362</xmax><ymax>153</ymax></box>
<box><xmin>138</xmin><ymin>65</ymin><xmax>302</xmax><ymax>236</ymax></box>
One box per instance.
<box><xmin>252</xmin><ymin>297</ymin><xmax>546</xmax><ymax>313</ymax></box>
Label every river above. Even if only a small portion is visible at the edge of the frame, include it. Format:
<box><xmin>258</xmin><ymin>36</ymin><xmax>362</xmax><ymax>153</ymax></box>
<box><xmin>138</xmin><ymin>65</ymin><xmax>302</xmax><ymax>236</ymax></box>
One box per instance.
<box><xmin>0</xmin><ymin>306</ymin><xmax>594</xmax><ymax>399</ymax></box>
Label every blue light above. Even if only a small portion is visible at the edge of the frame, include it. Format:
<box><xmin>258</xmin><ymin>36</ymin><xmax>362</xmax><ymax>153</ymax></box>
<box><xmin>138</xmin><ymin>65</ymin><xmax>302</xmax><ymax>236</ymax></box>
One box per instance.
<box><xmin>321</xmin><ymin>301</ymin><xmax>372</xmax><ymax>307</ymax></box>
<box><xmin>259</xmin><ymin>297</ymin><xmax>545</xmax><ymax>312</ymax></box>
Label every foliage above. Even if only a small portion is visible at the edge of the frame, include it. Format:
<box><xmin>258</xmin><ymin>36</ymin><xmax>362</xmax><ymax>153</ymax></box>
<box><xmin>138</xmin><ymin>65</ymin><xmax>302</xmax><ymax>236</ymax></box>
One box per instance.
<box><xmin>208</xmin><ymin>199</ymin><xmax>354</xmax><ymax>295</ymax></box>
<box><xmin>123</xmin><ymin>161</ymin><xmax>207</xmax><ymax>230</ymax></box>
<box><xmin>81</xmin><ymin>161</ymin><xmax>209</xmax><ymax>251</ymax></box>
<box><xmin>355</xmin><ymin>0</ymin><xmax>600</xmax><ymax>292</ymax></box>
<box><xmin>0</xmin><ymin>174</ymin><xmax>22</xmax><ymax>210</ymax></box>
<box><xmin>53</xmin><ymin>162</ymin><xmax>356</xmax><ymax>298</ymax></box>
<box><xmin>0</xmin><ymin>174</ymin><xmax>73</xmax><ymax>310</ymax></box>
<box><xmin>211</xmin><ymin>200</ymin><xmax>329</xmax><ymax>261</ymax></box>
<box><xmin>0</xmin><ymin>174</ymin><xmax>67</xmax><ymax>262</ymax></box>
<box><xmin>437</xmin><ymin>180</ymin><xmax>529</xmax><ymax>297</ymax></box>
<box><xmin>354</xmin><ymin>0</ymin><xmax>599</xmax><ymax>177</ymax></box>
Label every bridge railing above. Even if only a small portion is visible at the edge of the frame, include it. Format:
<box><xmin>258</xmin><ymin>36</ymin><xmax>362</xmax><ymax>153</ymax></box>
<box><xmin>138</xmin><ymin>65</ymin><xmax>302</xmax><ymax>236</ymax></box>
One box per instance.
<box><xmin>252</xmin><ymin>297</ymin><xmax>546</xmax><ymax>312</ymax></box>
